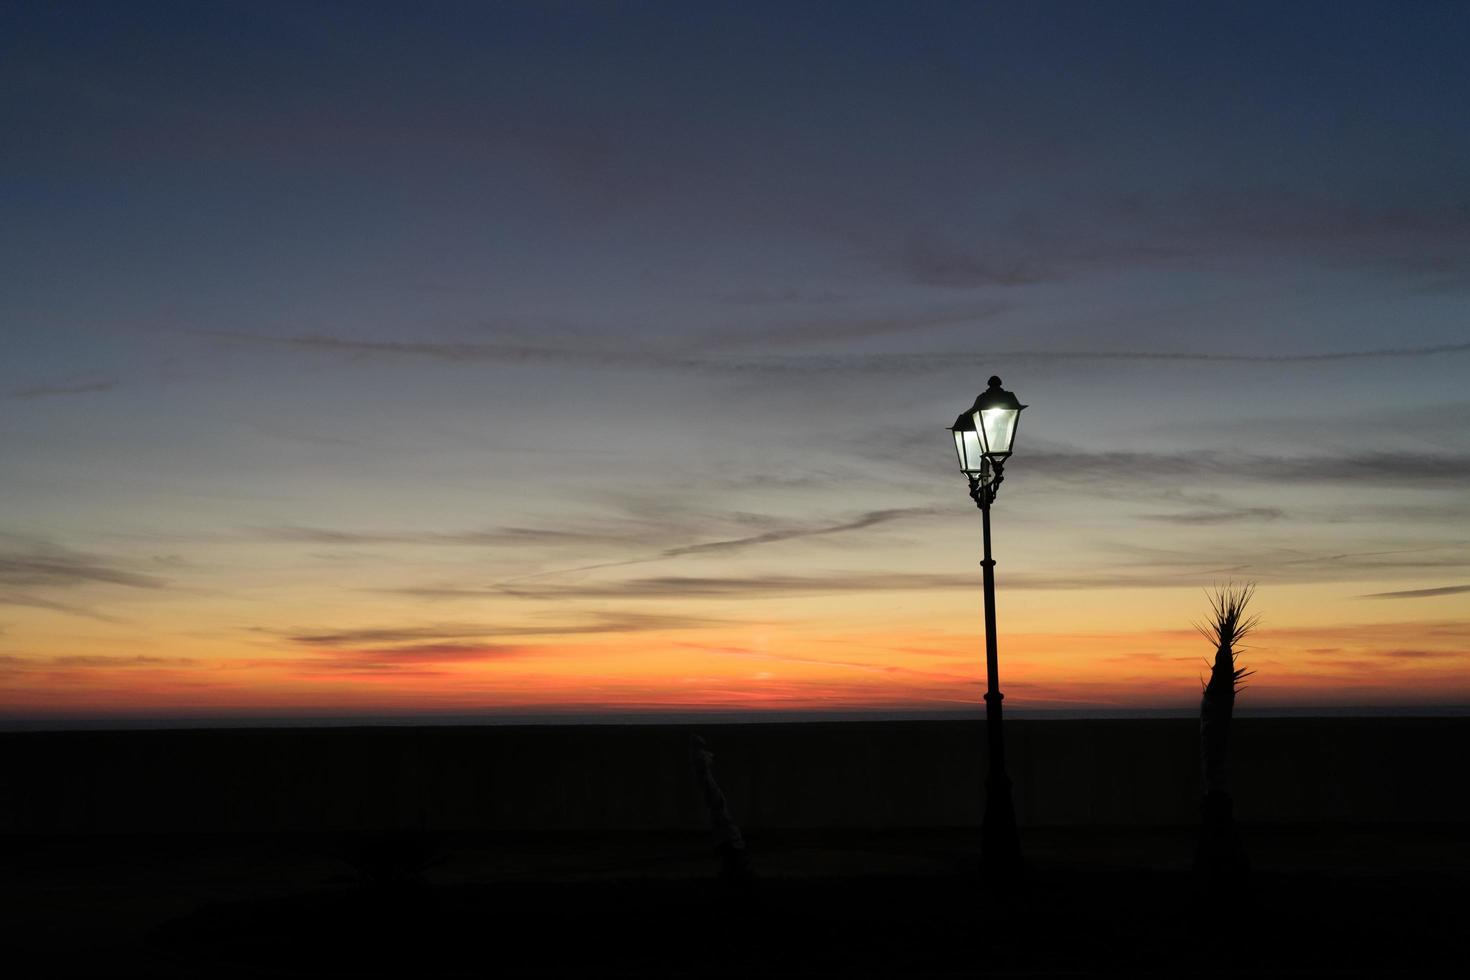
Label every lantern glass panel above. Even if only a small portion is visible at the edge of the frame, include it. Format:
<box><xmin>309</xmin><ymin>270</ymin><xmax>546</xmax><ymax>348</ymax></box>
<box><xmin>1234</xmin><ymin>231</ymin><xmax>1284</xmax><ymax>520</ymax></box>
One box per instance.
<box><xmin>975</xmin><ymin>407</ymin><xmax>1019</xmax><ymax>458</ymax></box>
<box><xmin>954</xmin><ymin>428</ymin><xmax>987</xmax><ymax>475</ymax></box>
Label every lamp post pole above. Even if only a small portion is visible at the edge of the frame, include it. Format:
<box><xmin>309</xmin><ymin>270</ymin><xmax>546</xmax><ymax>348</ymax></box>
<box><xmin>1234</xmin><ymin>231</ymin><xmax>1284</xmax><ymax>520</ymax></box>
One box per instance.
<box><xmin>949</xmin><ymin>376</ymin><xmax>1026</xmax><ymax>881</ymax></box>
<box><xmin>972</xmin><ymin>463</ymin><xmax>1022</xmax><ymax>879</ymax></box>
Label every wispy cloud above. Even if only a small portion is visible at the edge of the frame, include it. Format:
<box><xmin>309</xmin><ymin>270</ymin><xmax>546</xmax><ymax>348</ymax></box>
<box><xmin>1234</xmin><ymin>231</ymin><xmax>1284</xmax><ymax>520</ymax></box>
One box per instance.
<box><xmin>680</xmin><ymin>641</ymin><xmax>974</xmax><ymax>683</ymax></box>
<box><xmin>899</xmin><ymin>237</ymin><xmax>1054</xmax><ymax>287</ymax></box>
<box><xmin>1255</xmin><ymin>620</ymin><xmax>1470</xmax><ymax>645</ymax></box>
<box><xmin>275</xmin><ymin>611</ymin><xmax>715</xmax><ymax>648</ymax></box>
<box><xmin>1139</xmin><ymin>506</ymin><xmax>1287</xmax><ymax>525</ymax></box>
<box><xmin>249</xmin><ymin>508</ymin><xmax>931</xmax><ymax>588</ymax></box>
<box><xmin>1095</xmin><ymin>541</ymin><xmax>1470</xmax><ymax>584</ymax></box>
<box><xmin>6</xmin><ymin>379</ymin><xmax>116</xmax><ymax>400</ymax></box>
<box><xmin>46</xmin><ymin>655</ymin><xmax>198</xmax><ymax>668</ymax></box>
<box><xmin>689</xmin><ymin>305</ymin><xmax>1008</xmax><ymax>352</ymax></box>
<box><xmin>1145</xmin><ymin>186</ymin><xmax>1470</xmax><ymax>268</ymax></box>
<box><xmin>395</xmin><ymin>548</ymin><xmax>1470</xmax><ymax>601</ymax></box>
<box><xmin>210</xmin><ymin>331</ymin><xmax>629</xmax><ymax>368</ymax></box>
<box><xmin>374</xmin><ymin>587</ymin><xmax>522</xmax><ymax>600</ymax></box>
<box><xmin>489</xmin><ymin>507</ymin><xmax>938</xmax><ymax>585</ymax></box>
<box><xmin>396</xmin><ymin>570</ymin><xmax>1203</xmax><ymax>600</ymax></box>
<box><xmin>255</xmin><ymin>613</ymin><xmax>710</xmax><ymax>679</ymax></box>
<box><xmin>888</xmin><ymin>189</ymin><xmax>1470</xmax><ymax>291</ymax></box>
<box><xmin>1378</xmin><ymin>649</ymin><xmax>1462</xmax><ymax>659</ymax></box>
<box><xmin>0</xmin><ymin>654</ymin><xmax>199</xmax><ymax>675</ymax></box>
<box><xmin>1026</xmin><ymin>449</ymin><xmax>1470</xmax><ymax>488</ymax></box>
<box><xmin>498</xmin><ymin>572</ymin><xmax>973</xmax><ymax>601</ymax></box>
<box><xmin>1359</xmin><ymin>583</ymin><xmax>1470</xmax><ymax>600</ymax></box>
<box><xmin>660</xmin><ymin>507</ymin><xmax>934</xmax><ymax>560</ymax></box>
<box><xmin>0</xmin><ymin>540</ymin><xmax>166</xmax><ymax>592</ymax></box>
<box><xmin>294</xmin><ymin>643</ymin><xmax>525</xmax><ymax>669</ymax></box>
<box><xmin>0</xmin><ymin>591</ymin><xmax>118</xmax><ymax>620</ymax></box>
<box><xmin>855</xmin><ymin>428</ymin><xmax>1470</xmax><ymax>501</ymax></box>
<box><xmin>1100</xmin><ymin>651</ymin><xmax>1200</xmax><ymax>665</ymax></box>
<box><xmin>245</xmin><ymin>524</ymin><xmax>631</xmax><ymax>548</ymax></box>
<box><xmin>286</xmin><ymin>625</ymin><xmax>511</xmax><ymax>647</ymax></box>
<box><xmin>210</xmin><ymin>330</ymin><xmax>1470</xmax><ymax>375</ymax></box>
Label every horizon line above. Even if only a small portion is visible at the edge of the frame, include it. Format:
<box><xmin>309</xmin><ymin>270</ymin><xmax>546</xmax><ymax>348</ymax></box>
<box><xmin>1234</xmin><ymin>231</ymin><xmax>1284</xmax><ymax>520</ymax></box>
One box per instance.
<box><xmin>5</xmin><ymin>703</ymin><xmax>1469</xmax><ymax>733</ymax></box>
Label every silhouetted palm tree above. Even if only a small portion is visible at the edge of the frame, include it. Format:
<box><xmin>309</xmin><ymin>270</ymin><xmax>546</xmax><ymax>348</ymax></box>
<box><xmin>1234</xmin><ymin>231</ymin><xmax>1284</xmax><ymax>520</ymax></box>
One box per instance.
<box><xmin>1194</xmin><ymin>583</ymin><xmax>1257</xmax><ymax>885</ymax></box>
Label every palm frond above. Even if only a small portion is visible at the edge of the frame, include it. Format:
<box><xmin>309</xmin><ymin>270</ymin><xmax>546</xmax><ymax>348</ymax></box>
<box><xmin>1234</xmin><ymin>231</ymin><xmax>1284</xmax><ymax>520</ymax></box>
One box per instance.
<box><xmin>1198</xmin><ymin>582</ymin><xmax>1259</xmax><ymax>698</ymax></box>
<box><xmin>1193</xmin><ymin>581</ymin><xmax>1260</xmax><ymax>650</ymax></box>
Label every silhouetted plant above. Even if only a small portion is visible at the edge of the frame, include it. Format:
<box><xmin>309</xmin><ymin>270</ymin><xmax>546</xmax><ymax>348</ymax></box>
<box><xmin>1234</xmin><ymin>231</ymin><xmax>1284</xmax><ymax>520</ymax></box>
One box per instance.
<box><xmin>1193</xmin><ymin>583</ymin><xmax>1258</xmax><ymax>886</ymax></box>
<box><xmin>690</xmin><ymin>734</ymin><xmax>752</xmax><ymax>881</ymax></box>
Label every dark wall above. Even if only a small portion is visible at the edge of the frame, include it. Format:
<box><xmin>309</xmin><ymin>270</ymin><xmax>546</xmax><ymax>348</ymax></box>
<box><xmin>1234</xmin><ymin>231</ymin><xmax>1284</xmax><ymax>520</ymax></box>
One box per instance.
<box><xmin>1</xmin><ymin>718</ymin><xmax>1464</xmax><ymax>834</ymax></box>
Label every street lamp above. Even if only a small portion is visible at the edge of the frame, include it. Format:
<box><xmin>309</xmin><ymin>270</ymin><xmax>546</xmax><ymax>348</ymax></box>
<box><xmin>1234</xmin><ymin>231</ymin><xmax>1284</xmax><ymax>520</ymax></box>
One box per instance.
<box><xmin>948</xmin><ymin>375</ymin><xmax>1026</xmax><ymax>879</ymax></box>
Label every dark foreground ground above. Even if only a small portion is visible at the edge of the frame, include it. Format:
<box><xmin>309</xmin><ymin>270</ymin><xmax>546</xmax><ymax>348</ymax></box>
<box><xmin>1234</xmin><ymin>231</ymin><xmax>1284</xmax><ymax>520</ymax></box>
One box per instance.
<box><xmin>4</xmin><ymin>824</ymin><xmax>1467</xmax><ymax>976</ymax></box>
<box><xmin>5</xmin><ymin>720</ymin><xmax>1467</xmax><ymax>974</ymax></box>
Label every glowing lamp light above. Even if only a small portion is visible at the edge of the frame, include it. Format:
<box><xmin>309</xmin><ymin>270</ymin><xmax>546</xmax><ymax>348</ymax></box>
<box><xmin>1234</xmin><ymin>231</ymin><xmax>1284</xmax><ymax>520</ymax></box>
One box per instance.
<box><xmin>949</xmin><ymin>410</ymin><xmax>992</xmax><ymax>482</ymax></box>
<box><xmin>949</xmin><ymin>376</ymin><xmax>1025</xmax><ymax>480</ymax></box>
<box><xmin>970</xmin><ymin>375</ymin><xmax>1025</xmax><ymax>461</ymax></box>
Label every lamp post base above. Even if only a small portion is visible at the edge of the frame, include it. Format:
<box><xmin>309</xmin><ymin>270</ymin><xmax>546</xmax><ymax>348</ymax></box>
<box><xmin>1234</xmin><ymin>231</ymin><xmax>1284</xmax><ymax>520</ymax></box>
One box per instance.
<box><xmin>981</xmin><ymin>769</ymin><xmax>1024</xmax><ymax>882</ymax></box>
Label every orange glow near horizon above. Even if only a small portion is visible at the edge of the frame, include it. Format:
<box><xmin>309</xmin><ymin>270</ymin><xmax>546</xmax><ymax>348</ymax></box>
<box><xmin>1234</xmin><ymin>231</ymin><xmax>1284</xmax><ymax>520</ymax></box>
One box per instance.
<box><xmin>5</xmin><ymin>605</ymin><xmax>1467</xmax><ymax>719</ymax></box>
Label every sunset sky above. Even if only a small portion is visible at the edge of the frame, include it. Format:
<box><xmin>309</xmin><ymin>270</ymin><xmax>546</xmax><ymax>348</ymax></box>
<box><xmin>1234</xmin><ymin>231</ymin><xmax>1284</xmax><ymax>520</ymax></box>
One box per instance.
<box><xmin>3</xmin><ymin>1</ymin><xmax>1469</xmax><ymax>722</ymax></box>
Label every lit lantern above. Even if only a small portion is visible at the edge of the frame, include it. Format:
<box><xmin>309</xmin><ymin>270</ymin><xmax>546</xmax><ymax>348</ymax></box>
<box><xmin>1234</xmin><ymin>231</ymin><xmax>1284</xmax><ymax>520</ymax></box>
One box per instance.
<box><xmin>949</xmin><ymin>409</ymin><xmax>993</xmax><ymax>482</ymax></box>
<box><xmin>968</xmin><ymin>375</ymin><xmax>1025</xmax><ymax>461</ymax></box>
<box><xmin>950</xmin><ymin>376</ymin><xmax>1025</xmax><ymax>479</ymax></box>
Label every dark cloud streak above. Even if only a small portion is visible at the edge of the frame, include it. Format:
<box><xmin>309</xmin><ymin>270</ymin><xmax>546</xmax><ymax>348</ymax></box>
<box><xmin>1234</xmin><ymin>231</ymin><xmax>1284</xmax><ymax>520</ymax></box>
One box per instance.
<box><xmin>7</xmin><ymin>379</ymin><xmax>116</xmax><ymax>400</ymax></box>
<box><xmin>492</xmin><ymin>507</ymin><xmax>937</xmax><ymax>585</ymax></box>
<box><xmin>688</xmin><ymin>305</ymin><xmax>1007</xmax><ymax>352</ymax></box>
<box><xmin>0</xmin><ymin>591</ymin><xmax>118</xmax><ymax>619</ymax></box>
<box><xmin>246</xmin><ymin>524</ymin><xmax>623</xmax><ymax>547</ymax></box>
<box><xmin>660</xmin><ymin>508</ymin><xmax>935</xmax><ymax>560</ymax></box>
<box><xmin>0</xmin><ymin>654</ymin><xmax>198</xmax><ymax>669</ymax></box>
<box><xmin>1139</xmin><ymin>507</ymin><xmax>1287</xmax><ymax>524</ymax></box>
<box><xmin>1360</xmin><ymin>584</ymin><xmax>1470</xmax><ymax>600</ymax></box>
<box><xmin>278</xmin><ymin>611</ymin><xmax>716</xmax><ymax>648</ymax></box>
<box><xmin>1027</xmin><ymin>450</ymin><xmax>1470</xmax><ymax>487</ymax></box>
<box><xmin>302</xmin><ymin>643</ymin><xmax>525</xmax><ymax>666</ymax></box>
<box><xmin>499</xmin><ymin>572</ymin><xmax>983</xmax><ymax>600</ymax></box>
<box><xmin>209</xmin><ymin>331</ymin><xmax>1470</xmax><ymax>376</ymax></box>
<box><xmin>0</xmin><ymin>543</ymin><xmax>166</xmax><ymax>591</ymax></box>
